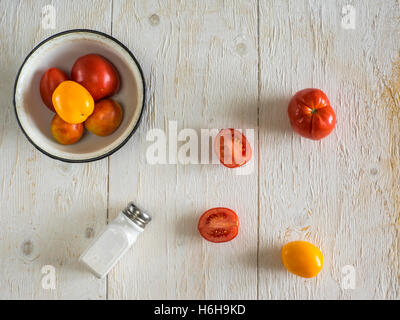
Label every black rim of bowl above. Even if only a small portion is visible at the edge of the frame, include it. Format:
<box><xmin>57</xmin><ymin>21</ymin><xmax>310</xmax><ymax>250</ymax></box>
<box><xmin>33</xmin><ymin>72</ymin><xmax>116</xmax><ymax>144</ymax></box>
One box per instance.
<box><xmin>13</xmin><ymin>29</ymin><xmax>146</xmax><ymax>163</ymax></box>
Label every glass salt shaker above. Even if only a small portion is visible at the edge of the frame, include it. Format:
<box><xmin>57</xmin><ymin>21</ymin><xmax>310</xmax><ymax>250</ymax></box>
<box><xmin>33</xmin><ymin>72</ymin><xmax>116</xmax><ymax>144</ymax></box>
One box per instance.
<box><xmin>79</xmin><ymin>202</ymin><xmax>151</xmax><ymax>278</ymax></box>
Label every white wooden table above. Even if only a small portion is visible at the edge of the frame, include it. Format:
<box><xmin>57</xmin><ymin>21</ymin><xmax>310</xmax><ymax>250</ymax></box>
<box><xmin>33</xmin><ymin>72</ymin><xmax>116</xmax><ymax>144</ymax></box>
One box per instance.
<box><xmin>0</xmin><ymin>0</ymin><xmax>399</xmax><ymax>300</ymax></box>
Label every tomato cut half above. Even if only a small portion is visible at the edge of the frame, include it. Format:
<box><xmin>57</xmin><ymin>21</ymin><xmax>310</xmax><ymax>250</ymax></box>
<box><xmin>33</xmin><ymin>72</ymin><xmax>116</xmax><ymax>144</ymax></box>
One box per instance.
<box><xmin>214</xmin><ymin>129</ymin><xmax>252</xmax><ymax>168</ymax></box>
<box><xmin>198</xmin><ymin>207</ymin><xmax>239</xmax><ymax>243</ymax></box>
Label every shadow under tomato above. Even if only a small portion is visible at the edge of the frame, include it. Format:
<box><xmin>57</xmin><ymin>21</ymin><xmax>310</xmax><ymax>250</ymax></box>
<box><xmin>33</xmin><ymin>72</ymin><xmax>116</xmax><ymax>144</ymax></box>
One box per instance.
<box><xmin>259</xmin><ymin>245</ymin><xmax>286</xmax><ymax>273</ymax></box>
<box><xmin>175</xmin><ymin>211</ymin><xmax>200</xmax><ymax>240</ymax></box>
<box><xmin>259</xmin><ymin>96</ymin><xmax>293</xmax><ymax>135</ymax></box>
<box><xmin>219</xmin><ymin>95</ymin><xmax>292</xmax><ymax>136</ymax></box>
<box><xmin>233</xmin><ymin>245</ymin><xmax>285</xmax><ymax>273</ymax></box>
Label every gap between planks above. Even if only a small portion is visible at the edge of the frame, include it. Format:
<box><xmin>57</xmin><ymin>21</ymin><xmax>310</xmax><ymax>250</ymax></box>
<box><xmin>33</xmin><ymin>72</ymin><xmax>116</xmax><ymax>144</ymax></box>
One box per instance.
<box><xmin>105</xmin><ymin>0</ymin><xmax>261</xmax><ymax>300</ymax></box>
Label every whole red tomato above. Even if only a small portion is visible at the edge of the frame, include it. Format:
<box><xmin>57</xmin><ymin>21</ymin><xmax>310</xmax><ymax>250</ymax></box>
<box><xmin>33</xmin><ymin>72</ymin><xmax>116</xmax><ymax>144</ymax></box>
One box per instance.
<box><xmin>39</xmin><ymin>68</ymin><xmax>69</xmax><ymax>112</ymax></box>
<box><xmin>288</xmin><ymin>88</ymin><xmax>336</xmax><ymax>140</ymax></box>
<box><xmin>71</xmin><ymin>54</ymin><xmax>120</xmax><ymax>101</ymax></box>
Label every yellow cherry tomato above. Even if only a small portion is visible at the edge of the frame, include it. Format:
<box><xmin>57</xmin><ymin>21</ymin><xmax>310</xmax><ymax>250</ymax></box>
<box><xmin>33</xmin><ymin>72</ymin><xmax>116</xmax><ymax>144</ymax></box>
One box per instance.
<box><xmin>52</xmin><ymin>80</ymin><xmax>94</xmax><ymax>124</ymax></box>
<box><xmin>281</xmin><ymin>241</ymin><xmax>323</xmax><ymax>278</ymax></box>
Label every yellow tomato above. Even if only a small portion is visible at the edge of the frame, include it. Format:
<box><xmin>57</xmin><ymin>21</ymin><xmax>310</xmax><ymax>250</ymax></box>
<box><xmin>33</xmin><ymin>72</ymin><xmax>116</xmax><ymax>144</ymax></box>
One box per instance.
<box><xmin>281</xmin><ymin>241</ymin><xmax>323</xmax><ymax>278</ymax></box>
<box><xmin>52</xmin><ymin>81</ymin><xmax>94</xmax><ymax>124</ymax></box>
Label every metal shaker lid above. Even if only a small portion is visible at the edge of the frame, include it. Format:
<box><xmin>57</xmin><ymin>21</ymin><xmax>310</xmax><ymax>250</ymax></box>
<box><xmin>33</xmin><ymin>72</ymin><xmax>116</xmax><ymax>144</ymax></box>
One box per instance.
<box><xmin>122</xmin><ymin>202</ymin><xmax>151</xmax><ymax>228</ymax></box>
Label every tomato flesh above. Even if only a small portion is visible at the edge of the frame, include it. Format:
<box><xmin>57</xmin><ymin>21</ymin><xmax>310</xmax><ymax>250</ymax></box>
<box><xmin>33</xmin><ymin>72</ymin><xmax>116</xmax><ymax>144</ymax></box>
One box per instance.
<box><xmin>288</xmin><ymin>88</ymin><xmax>336</xmax><ymax>140</ymax></box>
<box><xmin>214</xmin><ymin>129</ymin><xmax>252</xmax><ymax>168</ymax></box>
<box><xmin>198</xmin><ymin>208</ymin><xmax>239</xmax><ymax>243</ymax></box>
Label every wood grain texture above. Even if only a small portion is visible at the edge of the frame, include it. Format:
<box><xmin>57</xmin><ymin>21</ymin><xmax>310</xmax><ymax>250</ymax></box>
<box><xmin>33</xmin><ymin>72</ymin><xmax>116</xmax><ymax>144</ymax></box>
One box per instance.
<box><xmin>108</xmin><ymin>0</ymin><xmax>258</xmax><ymax>300</ymax></box>
<box><xmin>0</xmin><ymin>0</ymin><xmax>399</xmax><ymax>300</ymax></box>
<box><xmin>0</xmin><ymin>0</ymin><xmax>111</xmax><ymax>299</ymax></box>
<box><xmin>258</xmin><ymin>0</ymin><xmax>400</xmax><ymax>299</ymax></box>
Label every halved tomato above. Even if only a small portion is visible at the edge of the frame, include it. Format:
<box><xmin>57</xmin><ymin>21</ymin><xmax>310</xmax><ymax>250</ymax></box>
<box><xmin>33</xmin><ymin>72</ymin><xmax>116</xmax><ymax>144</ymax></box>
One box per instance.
<box><xmin>198</xmin><ymin>207</ymin><xmax>239</xmax><ymax>243</ymax></box>
<box><xmin>214</xmin><ymin>129</ymin><xmax>252</xmax><ymax>168</ymax></box>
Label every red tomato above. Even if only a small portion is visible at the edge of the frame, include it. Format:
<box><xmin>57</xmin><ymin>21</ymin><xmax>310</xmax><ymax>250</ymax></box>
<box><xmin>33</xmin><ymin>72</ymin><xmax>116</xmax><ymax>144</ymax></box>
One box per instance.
<box><xmin>85</xmin><ymin>99</ymin><xmax>123</xmax><ymax>136</ymax></box>
<box><xmin>71</xmin><ymin>54</ymin><xmax>120</xmax><ymax>101</ymax></box>
<box><xmin>198</xmin><ymin>207</ymin><xmax>239</xmax><ymax>243</ymax></box>
<box><xmin>288</xmin><ymin>88</ymin><xmax>336</xmax><ymax>140</ymax></box>
<box><xmin>50</xmin><ymin>114</ymin><xmax>84</xmax><ymax>145</ymax></box>
<box><xmin>39</xmin><ymin>68</ymin><xmax>69</xmax><ymax>112</ymax></box>
<box><xmin>214</xmin><ymin>129</ymin><xmax>252</xmax><ymax>168</ymax></box>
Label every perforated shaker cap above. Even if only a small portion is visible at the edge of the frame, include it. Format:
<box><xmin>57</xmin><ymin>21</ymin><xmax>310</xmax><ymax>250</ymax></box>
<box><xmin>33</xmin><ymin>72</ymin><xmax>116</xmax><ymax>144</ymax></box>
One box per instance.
<box><xmin>122</xmin><ymin>202</ymin><xmax>151</xmax><ymax>229</ymax></box>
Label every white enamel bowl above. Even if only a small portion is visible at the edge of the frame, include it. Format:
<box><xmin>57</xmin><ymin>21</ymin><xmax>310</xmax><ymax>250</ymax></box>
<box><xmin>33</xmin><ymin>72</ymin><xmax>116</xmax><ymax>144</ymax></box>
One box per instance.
<box><xmin>14</xmin><ymin>29</ymin><xmax>146</xmax><ymax>162</ymax></box>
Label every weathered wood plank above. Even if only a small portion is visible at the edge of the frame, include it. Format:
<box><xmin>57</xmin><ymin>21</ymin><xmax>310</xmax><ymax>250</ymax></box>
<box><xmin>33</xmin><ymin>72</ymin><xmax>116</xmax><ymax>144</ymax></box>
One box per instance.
<box><xmin>108</xmin><ymin>0</ymin><xmax>258</xmax><ymax>299</ymax></box>
<box><xmin>258</xmin><ymin>0</ymin><xmax>400</xmax><ymax>299</ymax></box>
<box><xmin>1</xmin><ymin>0</ymin><xmax>398</xmax><ymax>300</ymax></box>
<box><xmin>0</xmin><ymin>0</ymin><xmax>111</xmax><ymax>299</ymax></box>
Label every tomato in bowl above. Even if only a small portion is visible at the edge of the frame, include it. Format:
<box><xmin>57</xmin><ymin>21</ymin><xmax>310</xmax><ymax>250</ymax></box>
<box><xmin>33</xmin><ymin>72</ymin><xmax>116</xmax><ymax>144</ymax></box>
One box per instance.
<box><xmin>14</xmin><ymin>29</ymin><xmax>145</xmax><ymax>162</ymax></box>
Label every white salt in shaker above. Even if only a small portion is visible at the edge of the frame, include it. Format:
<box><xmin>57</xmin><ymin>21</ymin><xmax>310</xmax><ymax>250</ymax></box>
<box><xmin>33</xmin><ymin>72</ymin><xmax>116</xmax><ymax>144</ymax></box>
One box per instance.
<box><xmin>79</xmin><ymin>202</ymin><xmax>151</xmax><ymax>278</ymax></box>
